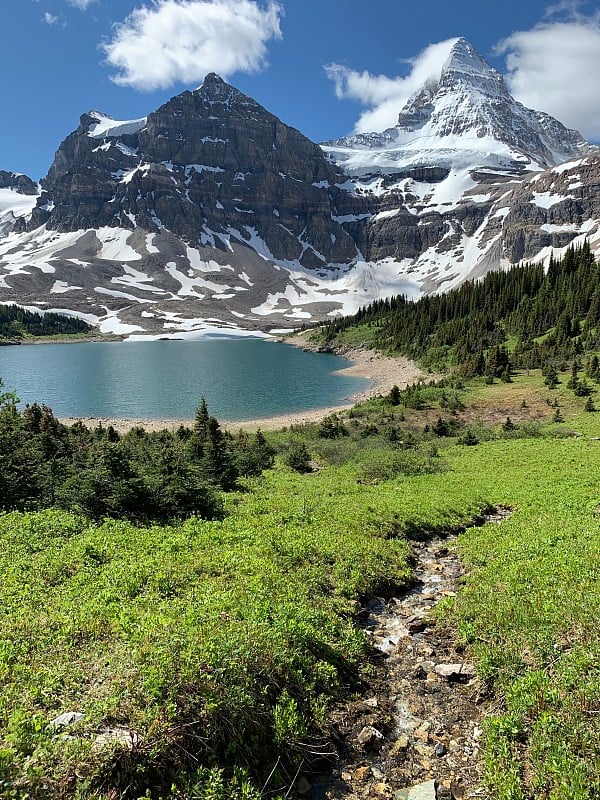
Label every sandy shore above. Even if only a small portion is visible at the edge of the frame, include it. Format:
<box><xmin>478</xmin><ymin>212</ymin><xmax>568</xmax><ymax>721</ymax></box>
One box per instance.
<box><xmin>58</xmin><ymin>346</ymin><xmax>426</xmax><ymax>434</ymax></box>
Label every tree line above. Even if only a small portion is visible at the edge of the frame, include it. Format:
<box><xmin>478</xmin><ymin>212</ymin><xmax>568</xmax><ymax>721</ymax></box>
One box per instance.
<box><xmin>323</xmin><ymin>243</ymin><xmax>600</xmax><ymax>375</ymax></box>
<box><xmin>0</xmin><ymin>387</ymin><xmax>274</xmax><ymax>523</ymax></box>
<box><xmin>0</xmin><ymin>304</ymin><xmax>93</xmax><ymax>339</ymax></box>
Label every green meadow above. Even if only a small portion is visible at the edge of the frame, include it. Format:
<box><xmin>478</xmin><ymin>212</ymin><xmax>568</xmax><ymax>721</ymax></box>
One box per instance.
<box><xmin>0</xmin><ymin>365</ymin><xmax>598</xmax><ymax>799</ymax></box>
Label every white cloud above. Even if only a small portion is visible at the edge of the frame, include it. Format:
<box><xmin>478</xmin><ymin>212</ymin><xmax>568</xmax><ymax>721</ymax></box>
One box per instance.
<box><xmin>497</xmin><ymin>12</ymin><xmax>600</xmax><ymax>140</ymax></box>
<box><xmin>44</xmin><ymin>12</ymin><xmax>59</xmax><ymax>25</ymax></box>
<box><xmin>67</xmin><ymin>0</ymin><xmax>97</xmax><ymax>8</ymax></box>
<box><xmin>102</xmin><ymin>0</ymin><xmax>283</xmax><ymax>91</ymax></box>
<box><xmin>324</xmin><ymin>38</ymin><xmax>459</xmax><ymax>134</ymax></box>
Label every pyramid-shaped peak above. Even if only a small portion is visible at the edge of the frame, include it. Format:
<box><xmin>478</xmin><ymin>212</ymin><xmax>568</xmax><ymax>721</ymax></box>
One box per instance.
<box><xmin>196</xmin><ymin>72</ymin><xmax>231</xmax><ymax>94</ymax></box>
<box><xmin>441</xmin><ymin>38</ymin><xmax>502</xmax><ymax>83</ymax></box>
<box><xmin>203</xmin><ymin>72</ymin><xmax>227</xmax><ymax>86</ymax></box>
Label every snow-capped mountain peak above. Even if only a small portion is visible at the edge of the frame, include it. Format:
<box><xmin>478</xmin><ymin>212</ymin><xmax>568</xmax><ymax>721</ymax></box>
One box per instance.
<box><xmin>438</xmin><ymin>37</ymin><xmax>505</xmax><ymax>93</ymax></box>
<box><xmin>324</xmin><ymin>38</ymin><xmax>594</xmax><ymax>174</ymax></box>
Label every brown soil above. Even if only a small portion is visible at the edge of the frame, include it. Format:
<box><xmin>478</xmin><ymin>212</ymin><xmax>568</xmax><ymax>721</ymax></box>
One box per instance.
<box><xmin>304</xmin><ymin>510</ymin><xmax>511</xmax><ymax>800</ymax></box>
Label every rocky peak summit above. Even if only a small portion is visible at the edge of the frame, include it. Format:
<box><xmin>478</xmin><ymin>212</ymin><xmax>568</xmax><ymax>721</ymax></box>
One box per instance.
<box><xmin>325</xmin><ymin>38</ymin><xmax>595</xmax><ymax>172</ymax></box>
<box><xmin>438</xmin><ymin>37</ymin><xmax>505</xmax><ymax>95</ymax></box>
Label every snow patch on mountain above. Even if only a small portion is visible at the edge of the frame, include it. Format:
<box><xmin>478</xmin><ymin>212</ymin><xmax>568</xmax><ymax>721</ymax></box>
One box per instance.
<box><xmin>324</xmin><ymin>38</ymin><xmax>594</xmax><ymax>174</ymax></box>
<box><xmin>87</xmin><ymin>112</ymin><xmax>147</xmax><ymax>139</ymax></box>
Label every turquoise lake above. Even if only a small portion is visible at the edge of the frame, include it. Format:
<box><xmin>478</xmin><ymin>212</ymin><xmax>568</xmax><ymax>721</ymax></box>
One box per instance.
<box><xmin>0</xmin><ymin>339</ymin><xmax>370</xmax><ymax>421</ymax></box>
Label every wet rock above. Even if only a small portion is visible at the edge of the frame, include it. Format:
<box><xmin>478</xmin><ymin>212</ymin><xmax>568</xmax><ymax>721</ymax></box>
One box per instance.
<box><xmin>406</xmin><ymin>615</ymin><xmax>427</xmax><ymax>634</ymax></box>
<box><xmin>357</xmin><ymin>725</ymin><xmax>384</xmax><ymax>749</ymax></box>
<box><xmin>434</xmin><ymin>663</ymin><xmax>476</xmax><ymax>682</ymax></box>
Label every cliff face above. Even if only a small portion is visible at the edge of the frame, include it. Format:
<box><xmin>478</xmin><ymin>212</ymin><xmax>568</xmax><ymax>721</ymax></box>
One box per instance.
<box><xmin>33</xmin><ymin>74</ymin><xmax>358</xmax><ymax>271</ymax></box>
<box><xmin>0</xmin><ymin>48</ymin><xmax>600</xmax><ymax>336</ymax></box>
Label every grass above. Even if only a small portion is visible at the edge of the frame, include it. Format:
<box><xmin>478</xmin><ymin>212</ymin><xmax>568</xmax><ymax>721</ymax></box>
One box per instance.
<box><xmin>0</xmin><ymin>368</ymin><xmax>599</xmax><ymax>798</ymax></box>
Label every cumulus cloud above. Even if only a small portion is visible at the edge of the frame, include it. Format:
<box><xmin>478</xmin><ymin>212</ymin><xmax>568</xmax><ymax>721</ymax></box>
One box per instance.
<box><xmin>44</xmin><ymin>12</ymin><xmax>59</xmax><ymax>25</ymax></box>
<box><xmin>67</xmin><ymin>0</ymin><xmax>97</xmax><ymax>8</ymax></box>
<box><xmin>102</xmin><ymin>0</ymin><xmax>283</xmax><ymax>91</ymax></box>
<box><xmin>324</xmin><ymin>38</ymin><xmax>459</xmax><ymax>134</ymax></box>
<box><xmin>497</xmin><ymin>11</ymin><xmax>600</xmax><ymax>139</ymax></box>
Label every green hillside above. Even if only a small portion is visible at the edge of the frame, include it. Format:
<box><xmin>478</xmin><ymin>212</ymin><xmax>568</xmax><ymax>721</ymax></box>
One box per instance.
<box><xmin>0</xmin><ymin>247</ymin><xmax>599</xmax><ymax>798</ymax></box>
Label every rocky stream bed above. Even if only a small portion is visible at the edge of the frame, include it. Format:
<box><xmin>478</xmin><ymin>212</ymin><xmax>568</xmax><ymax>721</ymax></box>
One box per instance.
<box><xmin>301</xmin><ymin>508</ymin><xmax>512</xmax><ymax>800</ymax></box>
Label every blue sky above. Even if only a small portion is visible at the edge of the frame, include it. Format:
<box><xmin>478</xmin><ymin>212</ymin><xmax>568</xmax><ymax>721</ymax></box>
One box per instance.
<box><xmin>4</xmin><ymin>0</ymin><xmax>600</xmax><ymax>179</ymax></box>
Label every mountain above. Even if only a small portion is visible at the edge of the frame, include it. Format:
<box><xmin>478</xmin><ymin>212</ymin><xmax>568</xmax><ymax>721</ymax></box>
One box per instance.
<box><xmin>0</xmin><ymin>171</ymin><xmax>39</xmax><ymax>238</ymax></box>
<box><xmin>322</xmin><ymin>37</ymin><xmax>600</xmax><ymax>293</ymax></box>
<box><xmin>323</xmin><ymin>37</ymin><xmax>593</xmax><ymax>173</ymax></box>
<box><xmin>0</xmin><ymin>41</ymin><xmax>599</xmax><ymax>336</ymax></box>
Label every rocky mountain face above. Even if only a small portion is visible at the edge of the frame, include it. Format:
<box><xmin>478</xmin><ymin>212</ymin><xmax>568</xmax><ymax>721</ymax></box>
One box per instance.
<box><xmin>31</xmin><ymin>74</ymin><xmax>358</xmax><ymax>271</ymax></box>
<box><xmin>0</xmin><ymin>171</ymin><xmax>38</xmax><ymax>195</ymax></box>
<box><xmin>0</xmin><ymin>40</ymin><xmax>599</xmax><ymax>336</ymax></box>
<box><xmin>324</xmin><ymin>38</ymin><xmax>593</xmax><ymax>173</ymax></box>
<box><xmin>321</xmin><ymin>37</ymin><xmax>600</xmax><ymax>295</ymax></box>
<box><xmin>0</xmin><ymin>172</ymin><xmax>39</xmax><ymax>238</ymax></box>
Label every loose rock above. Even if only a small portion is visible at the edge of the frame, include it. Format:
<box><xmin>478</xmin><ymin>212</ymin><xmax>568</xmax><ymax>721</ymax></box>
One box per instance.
<box><xmin>357</xmin><ymin>725</ymin><xmax>384</xmax><ymax>749</ymax></box>
<box><xmin>324</xmin><ymin>514</ymin><xmax>510</xmax><ymax>798</ymax></box>
<box><xmin>393</xmin><ymin>779</ymin><xmax>437</xmax><ymax>800</ymax></box>
<box><xmin>49</xmin><ymin>711</ymin><xmax>85</xmax><ymax>729</ymax></box>
<box><xmin>434</xmin><ymin>663</ymin><xmax>476</xmax><ymax>681</ymax></box>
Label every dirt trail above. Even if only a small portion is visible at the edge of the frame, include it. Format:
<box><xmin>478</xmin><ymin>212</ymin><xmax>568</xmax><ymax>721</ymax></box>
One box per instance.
<box><xmin>313</xmin><ymin>509</ymin><xmax>511</xmax><ymax>800</ymax></box>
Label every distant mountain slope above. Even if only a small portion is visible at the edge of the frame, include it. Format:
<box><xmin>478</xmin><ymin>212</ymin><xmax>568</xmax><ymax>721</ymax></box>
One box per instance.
<box><xmin>322</xmin><ymin>38</ymin><xmax>594</xmax><ymax>173</ymax></box>
<box><xmin>0</xmin><ymin>41</ymin><xmax>599</xmax><ymax>336</ymax></box>
<box><xmin>0</xmin><ymin>171</ymin><xmax>39</xmax><ymax>238</ymax></box>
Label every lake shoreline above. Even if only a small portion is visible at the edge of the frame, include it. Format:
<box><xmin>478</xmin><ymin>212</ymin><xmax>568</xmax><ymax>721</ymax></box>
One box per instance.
<box><xmin>57</xmin><ymin>346</ymin><xmax>426</xmax><ymax>433</ymax></box>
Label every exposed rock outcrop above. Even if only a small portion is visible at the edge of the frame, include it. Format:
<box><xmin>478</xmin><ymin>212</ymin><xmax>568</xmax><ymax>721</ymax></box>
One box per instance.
<box><xmin>0</xmin><ymin>40</ymin><xmax>599</xmax><ymax>336</ymax></box>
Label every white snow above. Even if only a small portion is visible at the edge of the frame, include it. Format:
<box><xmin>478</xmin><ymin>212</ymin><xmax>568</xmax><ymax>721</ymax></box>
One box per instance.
<box><xmin>531</xmin><ymin>192</ymin><xmax>574</xmax><ymax>209</ymax></box>
<box><xmin>87</xmin><ymin>112</ymin><xmax>146</xmax><ymax>139</ymax></box>
<box><xmin>94</xmin><ymin>287</ymin><xmax>157</xmax><ymax>304</ymax></box>
<box><xmin>50</xmin><ymin>280</ymin><xmax>80</xmax><ymax>294</ymax></box>
<box><xmin>127</xmin><ymin>324</ymin><xmax>270</xmax><ymax>341</ymax></box>
<box><xmin>165</xmin><ymin>262</ymin><xmax>205</xmax><ymax>299</ymax></box>
<box><xmin>0</xmin><ymin>188</ymin><xmax>39</xmax><ymax>219</ymax></box>
<box><xmin>146</xmin><ymin>234</ymin><xmax>159</xmax><ymax>254</ymax></box>
<box><xmin>551</xmin><ymin>159</ymin><xmax>585</xmax><ymax>174</ymax></box>
<box><xmin>332</xmin><ymin>213</ymin><xmax>371</xmax><ymax>224</ymax></box>
<box><xmin>115</xmin><ymin>142</ymin><xmax>139</xmax><ymax>158</ymax></box>
<box><xmin>540</xmin><ymin>223</ymin><xmax>580</xmax><ymax>233</ymax></box>
<box><xmin>0</xmin><ymin>227</ymin><xmax>84</xmax><ymax>281</ymax></box>
<box><xmin>112</xmin><ymin>266</ymin><xmax>166</xmax><ymax>295</ymax></box>
<box><xmin>96</xmin><ymin>228</ymin><xmax>143</xmax><ymax>261</ymax></box>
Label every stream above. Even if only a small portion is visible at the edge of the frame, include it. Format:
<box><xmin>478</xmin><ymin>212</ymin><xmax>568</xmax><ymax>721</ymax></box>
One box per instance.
<box><xmin>311</xmin><ymin>508</ymin><xmax>512</xmax><ymax>800</ymax></box>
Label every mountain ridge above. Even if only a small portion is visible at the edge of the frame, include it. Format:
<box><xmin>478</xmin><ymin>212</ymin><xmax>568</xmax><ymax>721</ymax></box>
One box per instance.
<box><xmin>1</xmin><ymin>38</ymin><xmax>600</xmax><ymax>336</ymax></box>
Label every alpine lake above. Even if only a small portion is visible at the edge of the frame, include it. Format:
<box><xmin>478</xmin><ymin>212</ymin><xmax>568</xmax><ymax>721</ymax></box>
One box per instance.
<box><xmin>0</xmin><ymin>337</ymin><xmax>370</xmax><ymax>422</ymax></box>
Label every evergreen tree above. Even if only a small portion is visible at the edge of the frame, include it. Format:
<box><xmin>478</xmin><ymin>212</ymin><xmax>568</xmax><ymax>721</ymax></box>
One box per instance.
<box><xmin>193</xmin><ymin>397</ymin><xmax>210</xmax><ymax>441</ymax></box>
<box><xmin>543</xmin><ymin>365</ymin><xmax>559</xmax><ymax>389</ymax></box>
<box><xmin>202</xmin><ymin>417</ymin><xmax>237</xmax><ymax>490</ymax></box>
<box><xmin>389</xmin><ymin>385</ymin><xmax>401</xmax><ymax>405</ymax></box>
